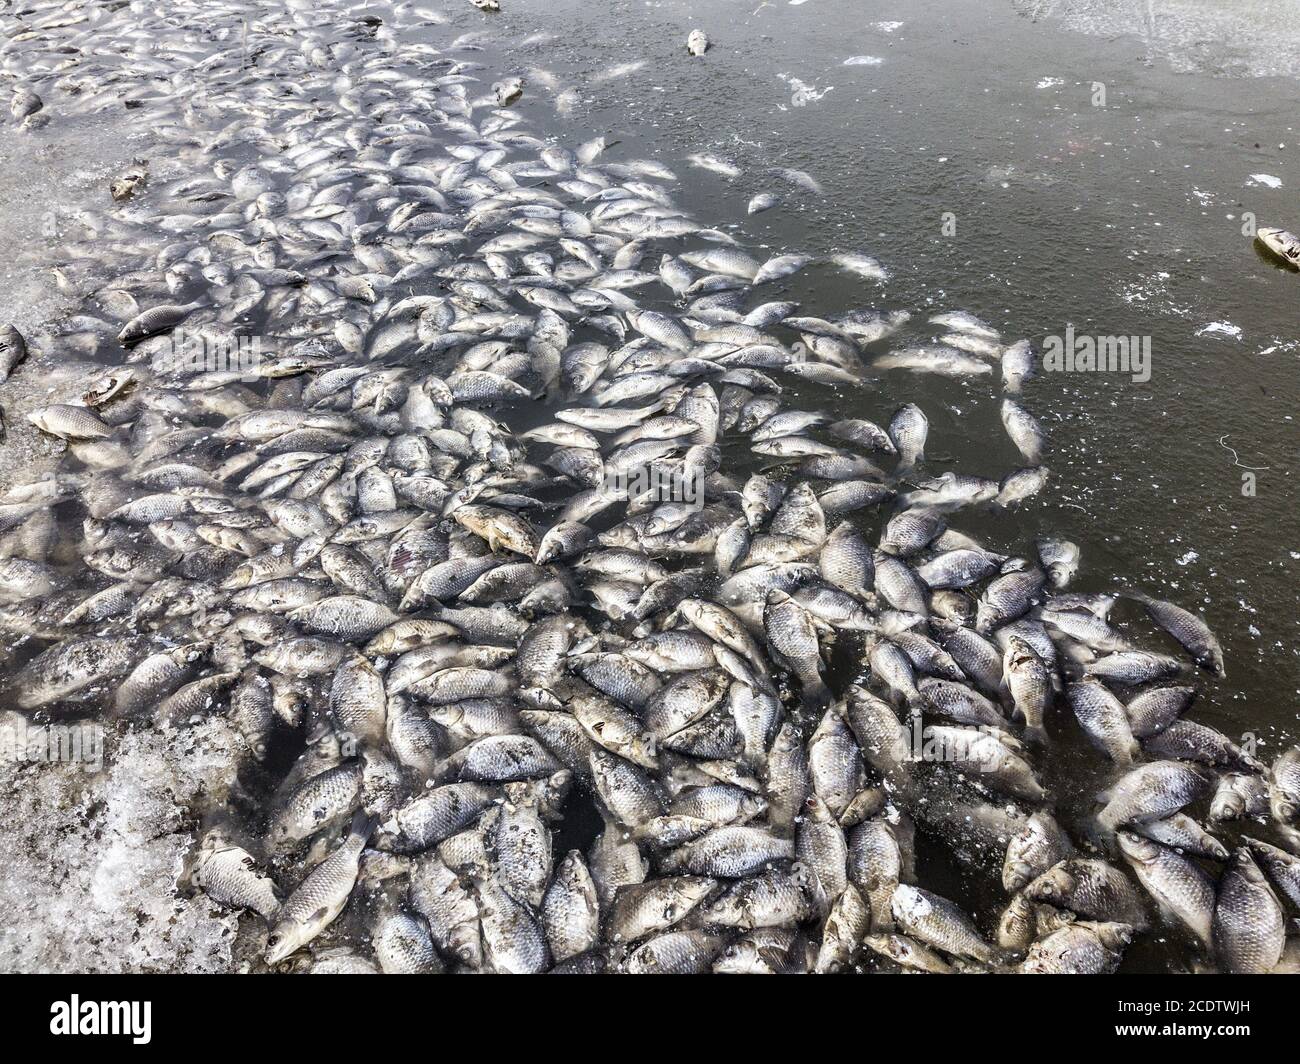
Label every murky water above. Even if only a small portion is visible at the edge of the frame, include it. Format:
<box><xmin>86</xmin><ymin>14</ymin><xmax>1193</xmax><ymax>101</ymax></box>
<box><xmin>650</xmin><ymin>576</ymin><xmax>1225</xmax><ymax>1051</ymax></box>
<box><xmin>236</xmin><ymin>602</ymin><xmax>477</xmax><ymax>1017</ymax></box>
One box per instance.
<box><xmin>446</xmin><ymin>2</ymin><xmax>1300</xmax><ymax>965</ymax></box>
<box><xmin>0</xmin><ymin>0</ymin><xmax>1296</xmax><ymax>972</ymax></box>
<box><xmin>436</xmin><ymin>0</ymin><xmax>1300</xmax><ymax>736</ymax></box>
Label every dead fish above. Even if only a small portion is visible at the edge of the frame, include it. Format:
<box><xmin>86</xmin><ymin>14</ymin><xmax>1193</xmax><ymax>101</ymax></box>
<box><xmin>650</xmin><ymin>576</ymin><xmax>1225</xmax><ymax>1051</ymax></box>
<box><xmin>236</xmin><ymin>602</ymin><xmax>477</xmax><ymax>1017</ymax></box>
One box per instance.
<box><xmin>0</xmin><ymin>325</ymin><xmax>28</xmax><ymax>382</ymax></box>
<box><xmin>1255</xmin><ymin>226</ymin><xmax>1300</xmax><ymax>269</ymax></box>
<box><xmin>110</xmin><ymin>159</ymin><xmax>149</xmax><ymax>201</ymax></box>
<box><xmin>493</xmin><ymin>78</ymin><xmax>523</xmax><ymax>106</ymax></box>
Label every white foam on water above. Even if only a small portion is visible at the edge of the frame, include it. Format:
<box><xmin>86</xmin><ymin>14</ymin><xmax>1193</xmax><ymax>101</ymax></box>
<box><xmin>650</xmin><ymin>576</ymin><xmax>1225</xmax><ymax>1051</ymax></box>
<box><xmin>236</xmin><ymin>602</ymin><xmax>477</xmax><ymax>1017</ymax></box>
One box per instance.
<box><xmin>778</xmin><ymin>74</ymin><xmax>833</xmax><ymax>107</ymax></box>
<box><xmin>1196</xmin><ymin>321</ymin><xmax>1243</xmax><ymax>339</ymax></box>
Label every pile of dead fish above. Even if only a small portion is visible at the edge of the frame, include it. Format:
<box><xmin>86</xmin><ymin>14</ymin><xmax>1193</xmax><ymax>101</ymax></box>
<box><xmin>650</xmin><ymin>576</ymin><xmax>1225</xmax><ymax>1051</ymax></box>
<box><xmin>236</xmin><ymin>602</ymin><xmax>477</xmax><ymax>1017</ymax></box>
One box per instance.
<box><xmin>1</xmin><ymin>0</ymin><xmax>1298</xmax><ymax>974</ymax></box>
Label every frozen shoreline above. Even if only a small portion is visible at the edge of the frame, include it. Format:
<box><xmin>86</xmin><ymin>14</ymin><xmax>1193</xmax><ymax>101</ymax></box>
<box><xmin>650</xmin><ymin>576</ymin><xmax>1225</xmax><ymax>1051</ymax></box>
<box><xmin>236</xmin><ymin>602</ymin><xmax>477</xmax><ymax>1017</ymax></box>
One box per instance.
<box><xmin>0</xmin><ymin>20</ymin><xmax>263</xmax><ymax>972</ymax></box>
<box><xmin>0</xmin><ymin>717</ymin><xmax>245</xmax><ymax>972</ymax></box>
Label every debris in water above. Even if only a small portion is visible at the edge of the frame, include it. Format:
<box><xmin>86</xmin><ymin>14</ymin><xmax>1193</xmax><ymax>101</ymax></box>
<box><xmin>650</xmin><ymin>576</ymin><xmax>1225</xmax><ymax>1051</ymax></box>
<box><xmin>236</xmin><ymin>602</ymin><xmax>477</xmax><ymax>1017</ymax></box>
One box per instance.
<box><xmin>779</xmin><ymin>74</ymin><xmax>833</xmax><ymax>107</ymax></box>
<box><xmin>1195</xmin><ymin>321</ymin><xmax>1242</xmax><ymax>340</ymax></box>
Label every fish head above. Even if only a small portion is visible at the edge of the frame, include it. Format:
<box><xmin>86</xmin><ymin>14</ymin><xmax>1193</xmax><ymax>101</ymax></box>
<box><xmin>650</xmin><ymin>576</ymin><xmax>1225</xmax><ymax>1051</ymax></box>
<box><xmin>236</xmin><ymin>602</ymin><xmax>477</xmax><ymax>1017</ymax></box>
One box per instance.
<box><xmin>1026</xmin><ymin>864</ymin><xmax>1074</xmax><ymax>905</ymax></box>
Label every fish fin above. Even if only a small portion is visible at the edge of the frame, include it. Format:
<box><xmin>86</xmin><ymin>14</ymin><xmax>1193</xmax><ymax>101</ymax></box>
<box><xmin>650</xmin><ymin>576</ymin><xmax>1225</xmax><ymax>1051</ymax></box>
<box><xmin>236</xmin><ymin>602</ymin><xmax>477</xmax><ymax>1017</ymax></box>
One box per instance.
<box><xmin>801</xmin><ymin>676</ymin><xmax>833</xmax><ymax>712</ymax></box>
<box><xmin>348</xmin><ymin>809</ymin><xmax>379</xmax><ymax>845</ymax></box>
<box><xmin>1116</xmin><ymin>588</ymin><xmax>1154</xmax><ymax>605</ymax></box>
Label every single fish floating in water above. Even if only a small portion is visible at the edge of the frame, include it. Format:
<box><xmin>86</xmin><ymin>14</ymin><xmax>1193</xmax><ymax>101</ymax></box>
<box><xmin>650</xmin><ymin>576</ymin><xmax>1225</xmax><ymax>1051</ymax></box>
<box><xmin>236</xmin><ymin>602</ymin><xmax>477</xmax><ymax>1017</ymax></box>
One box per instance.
<box><xmin>1254</xmin><ymin>226</ymin><xmax>1300</xmax><ymax>269</ymax></box>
